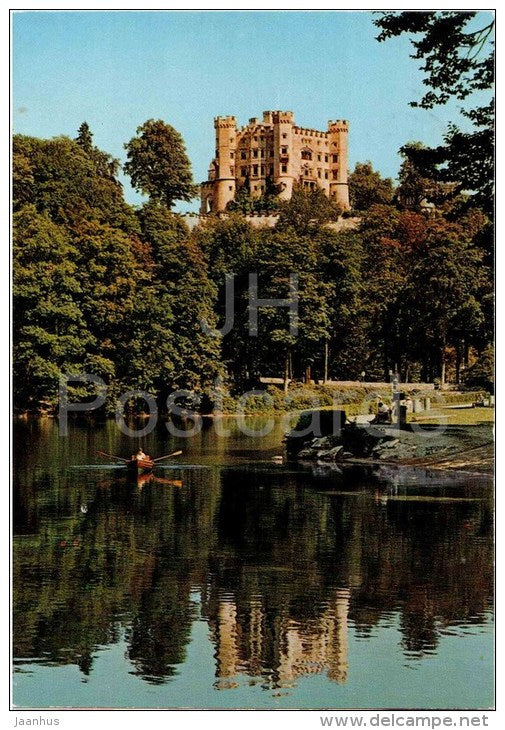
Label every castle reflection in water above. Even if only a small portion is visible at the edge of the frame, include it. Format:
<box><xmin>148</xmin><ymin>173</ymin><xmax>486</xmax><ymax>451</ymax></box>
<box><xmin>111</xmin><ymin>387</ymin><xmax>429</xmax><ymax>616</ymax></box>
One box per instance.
<box><xmin>208</xmin><ymin>589</ymin><xmax>350</xmax><ymax>689</ymax></box>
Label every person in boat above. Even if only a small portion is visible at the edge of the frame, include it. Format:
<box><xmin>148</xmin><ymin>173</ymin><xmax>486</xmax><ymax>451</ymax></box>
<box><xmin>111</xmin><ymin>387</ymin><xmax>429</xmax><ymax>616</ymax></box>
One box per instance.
<box><xmin>135</xmin><ymin>448</ymin><xmax>148</xmax><ymax>461</ymax></box>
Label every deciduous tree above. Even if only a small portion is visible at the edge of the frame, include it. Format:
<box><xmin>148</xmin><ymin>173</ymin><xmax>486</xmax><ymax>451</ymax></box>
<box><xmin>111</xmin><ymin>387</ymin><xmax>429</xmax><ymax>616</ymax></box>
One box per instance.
<box><xmin>124</xmin><ymin>119</ymin><xmax>197</xmax><ymax>208</ymax></box>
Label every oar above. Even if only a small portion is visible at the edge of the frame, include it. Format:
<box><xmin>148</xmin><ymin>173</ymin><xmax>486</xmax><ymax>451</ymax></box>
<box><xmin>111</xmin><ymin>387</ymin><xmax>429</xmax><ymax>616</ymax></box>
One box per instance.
<box><xmin>152</xmin><ymin>450</ymin><xmax>183</xmax><ymax>463</ymax></box>
<box><xmin>96</xmin><ymin>450</ymin><xmax>129</xmax><ymax>463</ymax></box>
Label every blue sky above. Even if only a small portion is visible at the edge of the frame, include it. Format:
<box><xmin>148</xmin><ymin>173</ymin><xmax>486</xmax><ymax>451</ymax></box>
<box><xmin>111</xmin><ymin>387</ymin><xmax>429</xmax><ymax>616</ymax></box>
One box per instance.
<box><xmin>12</xmin><ymin>10</ymin><xmax>493</xmax><ymax>211</ymax></box>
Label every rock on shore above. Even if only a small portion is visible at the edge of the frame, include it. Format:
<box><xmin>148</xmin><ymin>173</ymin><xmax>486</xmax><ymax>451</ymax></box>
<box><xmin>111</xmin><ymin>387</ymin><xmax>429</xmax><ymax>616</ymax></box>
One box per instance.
<box><xmin>287</xmin><ymin>419</ymin><xmax>493</xmax><ymax>473</ymax></box>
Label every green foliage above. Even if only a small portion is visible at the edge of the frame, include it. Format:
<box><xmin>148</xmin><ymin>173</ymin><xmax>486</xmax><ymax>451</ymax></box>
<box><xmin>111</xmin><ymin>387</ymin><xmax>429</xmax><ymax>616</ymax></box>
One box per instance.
<box><xmin>13</xmin><ymin>134</ymin><xmax>133</xmax><ymax>231</ymax></box>
<box><xmin>396</xmin><ymin>142</ymin><xmax>455</xmax><ymax>210</ymax></box>
<box><xmin>375</xmin><ymin>11</ymin><xmax>494</xmax><ymax>214</ymax></box>
<box><xmin>375</xmin><ymin>12</ymin><xmax>493</xmax><ymax>108</ymax></box>
<box><xmin>75</xmin><ymin>121</ymin><xmax>93</xmax><ymax>153</ymax></box>
<box><xmin>13</xmin><ymin>131</ymin><xmax>220</xmax><ymax>412</ymax></box>
<box><xmin>348</xmin><ymin>162</ymin><xmax>394</xmax><ymax>211</ymax></box>
<box><xmin>124</xmin><ymin>119</ymin><xmax>197</xmax><ymax>208</ymax></box>
<box><xmin>227</xmin><ymin>176</ymin><xmax>282</xmax><ymax>214</ymax></box>
<box><xmin>137</xmin><ymin>202</ymin><xmax>222</xmax><ymax>392</ymax></box>
<box><xmin>13</xmin><ymin>206</ymin><xmax>92</xmax><ymax>408</ymax></box>
<box><xmin>276</xmin><ymin>184</ymin><xmax>341</xmax><ymax>235</ymax></box>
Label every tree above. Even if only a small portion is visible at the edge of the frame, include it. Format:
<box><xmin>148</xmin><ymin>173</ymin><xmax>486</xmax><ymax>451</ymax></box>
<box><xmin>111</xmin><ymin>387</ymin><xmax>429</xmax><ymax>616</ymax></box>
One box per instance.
<box><xmin>226</xmin><ymin>177</ymin><xmax>255</xmax><ymax>214</ymax></box>
<box><xmin>227</xmin><ymin>175</ymin><xmax>283</xmax><ymax>214</ymax></box>
<box><xmin>253</xmin><ymin>227</ymin><xmax>334</xmax><ymax>390</ymax></box>
<box><xmin>276</xmin><ymin>184</ymin><xmax>341</xmax><ymax>236</ymax></box>
<box><xmin>13</xmin><ymin>134</ymin><xmax>135</xmax><ymax>231</ymax></box>
<box><xmin>124</xmin><ymin>119</ymin><xmax>197</xmax><ymax>208</ymax></box>
<box><xmin>193</xmin><ymin>215</ymin><xmax>259</xmax><ymax>388</ymax></box>
<box><xmin>375</xmin><ymin>12</ymin><xmax>494</xmax><ymax>214</ymax></box>
<box><xmin>13</xmin><ymin>206</ymin><xmax>92</xmax><ymax>409</ymax></box>
<box><xmin>75</xmin><ymin>121</ymin><xmax>93</xmax><ymax>153</ymax></box>
<box><xmin>395</xmin><ymin>142</ymin><xmax>455</xmax><ymax>211</ymax></box>
<box><xmin>137</xmin><ymin>202</ymin><xmax>222</xmax><ymax>394</ymax></box>
<box><xmin>75</xmin><ymin>121</ymin><xmax>120</xmax><ymax>180</ymax></box>
<box><xmin>348</xmin><ymin>162</ymin><xmax>394</xmax><ymax>212</ymax></box>
<box><xmin>400</xmin><ymin>218</ymin><xmax>484</xmax><ymax>385</ymax></box>
<box><xmin>317</xmin><ymin>230</ymin><xmax>369</xmax><ymax>380</ymax></box>
<box><xmin>13</xmin><ymin>133</ymin><xmax>145</xmax><ymax>411</ymax></box>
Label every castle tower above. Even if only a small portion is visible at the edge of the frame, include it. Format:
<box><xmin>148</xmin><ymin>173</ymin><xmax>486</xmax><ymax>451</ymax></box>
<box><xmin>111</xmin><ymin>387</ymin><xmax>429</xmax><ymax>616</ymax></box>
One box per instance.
<box><xmin>328</xmin><ymin>120</ymin><xmax>350</xmax><ymax>210</ymax></box>
<box><xmin>273</xmin><ymin>111</ymin><xmax>295</xmax><ymax>201</ymax></box>
<box><xmin>213</xmin><ymin>115</ymin><xmax>237</xmax><ymax>212</ymax></box>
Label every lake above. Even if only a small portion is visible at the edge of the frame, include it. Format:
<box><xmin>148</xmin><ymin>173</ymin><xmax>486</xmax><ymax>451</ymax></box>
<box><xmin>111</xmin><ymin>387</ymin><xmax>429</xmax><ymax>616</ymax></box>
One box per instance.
<box><xmin>12</xmin><ymin>417</ymin><xmax>494</xmax><ymax>709</ymax></box>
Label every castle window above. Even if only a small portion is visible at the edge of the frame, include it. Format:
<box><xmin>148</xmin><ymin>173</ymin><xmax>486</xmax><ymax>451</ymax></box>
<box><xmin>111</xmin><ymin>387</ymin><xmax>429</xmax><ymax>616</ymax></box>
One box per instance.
<box><xmin>254</xmin><ymin>185</ymin><xmax>258</xmax><ymax>191</ymax></box>
<box><xmin>230</xmin><ymin>151</ymin><xmax>234</xmax><ymax>159</ymax></box>
<box><xmin>317</xmin><ymin>154</ymin><xmax>321</xmax><ymax>161</ymax></box>
<box><xmin>229</xmin><ymin>185</ymin><xmax>233</xmax><ymax>190</ymax></box>
<box><xmin>282</xmin><ymin>133</ymin><xmax>287</xmax><ymax>139</ymax></box>
<box><xmin>332</xmin><ymin>154</ymin><xmax>338</xmax><ymax>163</ymax></box>
<box><xmin>260</xmin><ymin>165</ymin><xmax>265</xmax><ymax>175</ymax></box>
<box><xmin>270</xmin><ymin>149</ymin><xmax>274</xmax><ymax>157</ymax></box>
<box><xmin>332</xmin><ymin>170</ymin><xmax>338</xmax><ymax>179</ymax></box>
<box><xmin>260</xmin><ymin>149</ymin><xmax>265</xmax><ymax>157</ymax></box>
<box><xmin>269</xmin><ymin>165</ymin><xmax>273</xmax><ymax>175</ymax></box>
<box><xmin>301</xmin><ymin>149</ymin><xmax>312</xmax><ymax>160</ymax></box>
<box><xmin>230</xmin><ymin>166</ymin><xmax>234</xmax><ymax>175</ymax></box>
<box><xmin>241</xmin><ymin>166</ymin><xmax>247</xmax><ymax>176</ymax></box>
<box><xmin>324</xmin><ymin>155</ymin><xmax>328</xmax><ymax>163</ymax></box>
<box><xmin>318</xmin><ymin>170</ymin><xmax>321</xmax><ymax>178</ymax></box>
<box><xmin>253</xmin><ymin>149</ymin><xmax>258</xmax><ymax>158</ymax></box>
<box><xmin>325</xmin><ymin>172</ymin><xmax>328</xmax><ymax>180</ymax></box>
<box><xmin>241</xmin><ymin>151</ymin><xmax>246</xmax><ymax>160</ymax></box>
<box><xmin>281</xmin><ymin>164</ymin><xmax>287</xmax><ymax>173</ymax></box>
<box><xmin>281</xmin><ymin>146</ymin><xmax>288</xmax><ymax>155</ymax></box>
<box><xmin>253</xmin><ymin>165</ymin><xmax>258</xmax><ymax>176</ymax></box>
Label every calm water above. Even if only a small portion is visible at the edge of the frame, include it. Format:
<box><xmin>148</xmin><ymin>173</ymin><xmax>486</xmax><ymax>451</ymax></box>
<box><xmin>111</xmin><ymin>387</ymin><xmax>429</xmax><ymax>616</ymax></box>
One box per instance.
<box><xmin>13</xmin><ymin>418</ymin><xmax>494</xmax><ymax>709</ymax></box>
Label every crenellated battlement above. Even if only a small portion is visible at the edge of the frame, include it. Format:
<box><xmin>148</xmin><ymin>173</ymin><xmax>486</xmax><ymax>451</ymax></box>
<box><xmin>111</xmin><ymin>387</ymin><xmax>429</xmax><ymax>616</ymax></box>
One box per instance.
<box><xmin>214</xmin><ymin>115</ymin><xmax>237</xmax><ymax>129</ymax></box>
<box><xmin>272</xmin><ymin>110</ymin><xmax>294</xmax><ymax>124</ymax></box>
<box><xmin>328</xmin><ymin>119</ymin><xmax>349</xmax><ymax>132</ymax></box>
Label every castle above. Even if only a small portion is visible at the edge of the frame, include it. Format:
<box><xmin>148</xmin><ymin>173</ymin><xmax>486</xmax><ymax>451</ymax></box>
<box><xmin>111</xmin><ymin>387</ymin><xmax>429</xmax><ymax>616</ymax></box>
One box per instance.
<box><xmin>200</xmin><ymin>111</ymin><xmax>350</xmax><ymax>214</ymax></box>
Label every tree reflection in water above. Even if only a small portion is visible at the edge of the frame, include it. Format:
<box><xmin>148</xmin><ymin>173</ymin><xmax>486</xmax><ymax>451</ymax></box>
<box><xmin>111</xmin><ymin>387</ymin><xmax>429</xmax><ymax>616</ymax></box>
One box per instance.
<box><xmin>13</xmin><ymin>426</ymin><xmax>493</xmax><ymax>690</ymax></box>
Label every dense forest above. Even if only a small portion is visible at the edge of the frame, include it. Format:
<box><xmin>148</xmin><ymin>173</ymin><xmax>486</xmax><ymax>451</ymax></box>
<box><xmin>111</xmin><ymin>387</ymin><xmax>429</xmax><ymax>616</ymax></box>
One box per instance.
<box><xmin>13</xmin><ymin>12</ymin><xmax>494</xmax><ymax>414</ymax></box>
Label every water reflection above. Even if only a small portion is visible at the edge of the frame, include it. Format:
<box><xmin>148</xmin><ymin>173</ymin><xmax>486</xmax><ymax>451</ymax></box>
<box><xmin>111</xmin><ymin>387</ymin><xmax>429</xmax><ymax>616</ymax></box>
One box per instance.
<box><xmin>13</xmin><ymin>419</ymin><xmax>493</xmax><ymax>704</ymax></box>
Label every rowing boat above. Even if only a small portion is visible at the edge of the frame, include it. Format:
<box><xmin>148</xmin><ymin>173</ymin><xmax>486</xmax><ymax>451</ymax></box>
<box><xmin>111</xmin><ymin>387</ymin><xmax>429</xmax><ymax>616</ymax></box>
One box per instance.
<box><xmin>96</xmin><ymin>450</ymin><xmax>182</xmax><ymax>473</ymax></box>
<box><xmin>126</xmin><ymin>457</ymin><xmax>155</xmax><ymax>474</ymax></box>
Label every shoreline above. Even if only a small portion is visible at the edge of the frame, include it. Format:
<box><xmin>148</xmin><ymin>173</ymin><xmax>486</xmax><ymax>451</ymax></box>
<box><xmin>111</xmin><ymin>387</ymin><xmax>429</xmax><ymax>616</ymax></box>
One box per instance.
<box><xmin>291</xmin><ymin>421</ymin><xmax>494</xmax><ymax>477</ymax></box>
<box><xmin>342</xmin><ymin>443</ymin><xmax>494</xmax><ymax>477</ymax></box>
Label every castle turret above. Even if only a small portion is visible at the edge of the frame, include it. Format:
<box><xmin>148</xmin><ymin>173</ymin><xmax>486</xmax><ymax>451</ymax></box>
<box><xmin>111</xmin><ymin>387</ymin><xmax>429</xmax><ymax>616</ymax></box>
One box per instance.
<box><xmin>273</xmin><ymin>111</ymin><xmax>295</xmax><ymax>201</ymax></box>
<box><xmin>328</xmin><ymin>120</ymin><xmax>350</xmax><ymax>210</ymax></box>
<box><xmin>213</xmin><ymin>115</ymin><xmax>237</xmax><ymax>212</ymax></box>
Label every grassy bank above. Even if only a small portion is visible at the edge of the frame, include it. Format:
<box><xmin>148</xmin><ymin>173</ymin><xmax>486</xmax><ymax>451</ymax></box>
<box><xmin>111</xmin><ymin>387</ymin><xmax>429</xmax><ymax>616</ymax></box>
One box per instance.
<box><xmin>217</xmin><ymin>382</ymin><xmax>488</xmax><ymax>416</ymax></box>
